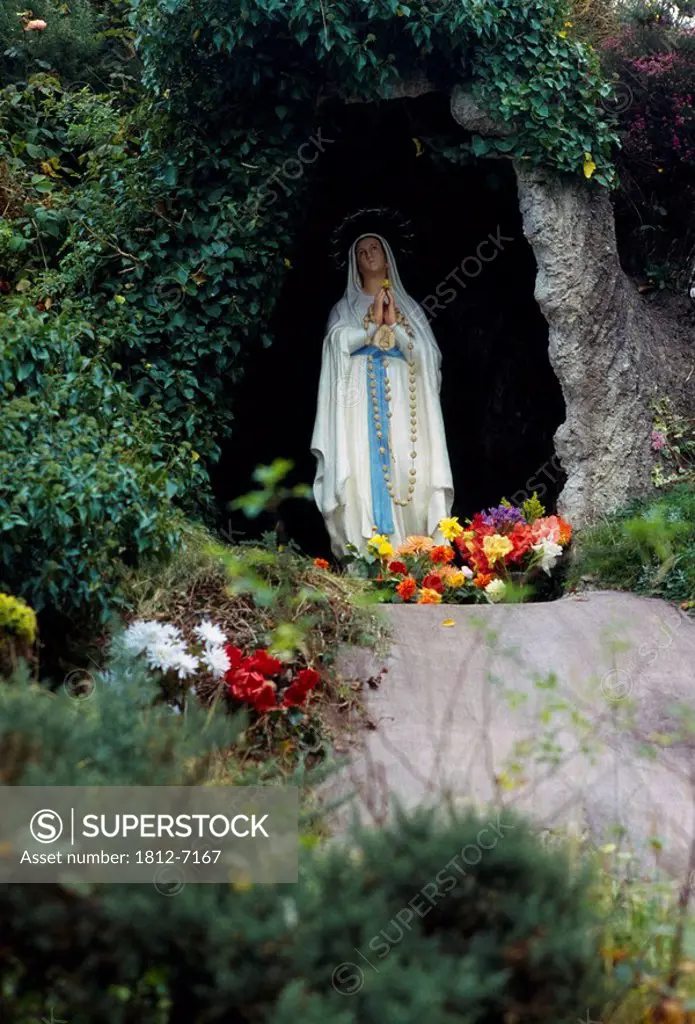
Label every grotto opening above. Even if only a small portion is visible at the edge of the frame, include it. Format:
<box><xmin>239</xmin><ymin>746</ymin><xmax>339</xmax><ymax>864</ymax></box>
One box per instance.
<box><xmin>213</xmin><ymin>92</ymin><xmax>566</xmax><ymax>558</ymax></box>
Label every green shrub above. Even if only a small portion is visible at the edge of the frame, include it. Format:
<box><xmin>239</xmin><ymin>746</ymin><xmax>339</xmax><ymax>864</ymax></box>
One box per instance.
<box><xmin>0</xmin><ymin>300</ymin><xmax>203</xmax><ymax>621</ymax></box>
<box><xmin>569</xmin><ymin>483</ymin><xmax>695</xmax><ymax>607</ymax></box>
<box><xmin>0</xmin><ymin>666</ymin><xmax>607</xmax><ymax>1022</ymax></box>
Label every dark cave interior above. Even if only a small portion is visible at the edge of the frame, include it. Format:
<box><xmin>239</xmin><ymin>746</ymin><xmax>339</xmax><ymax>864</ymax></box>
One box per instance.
<box><xmin>211</xmin><ymin>92</ymin><xmax>566</xmax><ymax>558</ymax></box>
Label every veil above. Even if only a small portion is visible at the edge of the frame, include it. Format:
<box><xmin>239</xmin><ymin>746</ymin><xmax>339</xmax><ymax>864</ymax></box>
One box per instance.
<box><xmin>330</xmin><ymin>233</ymin><xmax>443</xmax><ymax>366</ymax></box>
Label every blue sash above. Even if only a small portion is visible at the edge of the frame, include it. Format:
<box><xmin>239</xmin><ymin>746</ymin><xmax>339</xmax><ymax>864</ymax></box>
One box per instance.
<box><xmin>351</xmin><ymin>344</ymin><xmax>406</xmax><ymax>536</ymax></box>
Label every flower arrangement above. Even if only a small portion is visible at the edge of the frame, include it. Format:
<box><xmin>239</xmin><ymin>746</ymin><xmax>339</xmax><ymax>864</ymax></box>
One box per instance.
<box><xmin>120</xmin><ymin>618</ymin><xmax>320</xmax><ymax>714</ymax></box>
<box><xmin>346</xmin><ymin>495</ymin><xmax>572</xmax><ymax>605</ymax></box>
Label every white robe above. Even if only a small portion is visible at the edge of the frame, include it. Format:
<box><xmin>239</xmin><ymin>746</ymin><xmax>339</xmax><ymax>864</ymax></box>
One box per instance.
<box><xmin>311</xmin><ymin>235</ymin><xmax>454</xmax><ymax>558</ymax></box>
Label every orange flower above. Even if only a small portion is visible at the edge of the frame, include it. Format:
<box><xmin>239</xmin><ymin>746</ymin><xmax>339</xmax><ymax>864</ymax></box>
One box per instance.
<box><xmin>430</xmin><ymin>545</ymin><xmax>455</xmax><ymax>564</ymax></box>
<box><xmin>396</xmin><ymin>576</ymin><xmax>417</xmax><ymax>601</ymax></box>
<box><xmin>473</xmin><ymin>572</ymin><xmax>495</xmax><ymax>590</ymax></box>
<box><xmin>557</xmin><ymin>517</ymin><xmax>572</xmax><ymax>545</ymax></box>
<box><xmin>417</xmin><ymin>588</ymin><xmax>442</xmax><ymax>604</ymax></box>
<box><xmin>313</xmin><ymin>557</ymin><xmax>330</xmax><ymax>569</ymax></box>
<box><xmin>396</xmin><ymin>535</ymin><xmax>435</xmax><ymax>556</ymax></box>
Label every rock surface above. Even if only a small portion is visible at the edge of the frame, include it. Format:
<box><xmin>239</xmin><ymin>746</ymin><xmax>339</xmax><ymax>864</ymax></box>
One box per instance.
<box><xmin>450</xmin><ymin>87</ymin><xmax>695</xmax><ymax>525</ymax></box>
<box><xmin>330</xmin><ymin>593</ymin><xmax>695</xmax><ymax>877</ymax></box>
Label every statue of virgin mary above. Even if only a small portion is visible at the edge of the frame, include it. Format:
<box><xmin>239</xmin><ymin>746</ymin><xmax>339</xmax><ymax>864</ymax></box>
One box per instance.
<box><xmin>311</xmin><ymin>232</ymin><xmax>454</xmax><ymax>558</ymax></box>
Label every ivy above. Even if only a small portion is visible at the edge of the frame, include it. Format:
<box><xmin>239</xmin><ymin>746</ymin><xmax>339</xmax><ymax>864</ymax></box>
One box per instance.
<box><xmin>1</xmin><ymin>0</ymin><xmax>618</xmax><ymax>520</ymax></box>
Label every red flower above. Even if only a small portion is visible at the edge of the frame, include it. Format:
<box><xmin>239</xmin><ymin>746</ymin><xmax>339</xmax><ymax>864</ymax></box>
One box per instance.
<box><xmin>313</xmin><ymin>557</ymin><xmax>330</xmax><ymax>569</ymax></box>
<box><xmin>224</xmin><ymin>645</ymin><xmax>245</xmax><ymax>673</ymax></box>
<box><xmin>283</xmin><ymin>668</ymin><xmax>320</xmax><ymax>707</ymax></box>
<box><xmin>249</xmin><ymin>679</ymin><xmax>279</xmax><ymax>712</ymax></box>
<box><xmin>430</xmin><ymin>545</ymin><xmax>454</xmax><ymax>565</ymax></box>
<box><xmin>396</xmin><ymin>576</ymin><xmax>417</xmax><ymax>601</ymax></box>
<box><xmin>226</xmin><ymin>668</ymin><xmax>265</xmax><ymax>701</ymax></box>
<box><xmin>226</xmin><ymin>667</ymin><xmax>279</xmax><ymax>711</ymax></box>
<box><xmin>421</xmin><ymin>572</ymin><xmax>444</xmax><ymax>593</ymax></box>
<box><xmin>388</xmin><ymin>560</ymin><xmax>408</xmax><ymax>575</ymax></box>
<box><xmin>507</xmin><ymin>522</ymin><xmax>534</xmax><ymax>563</ymax></box>
<box><xmin>245</xmin><ymin>649</ymin><xmax>283</xmax><ymax>677</ymax></box>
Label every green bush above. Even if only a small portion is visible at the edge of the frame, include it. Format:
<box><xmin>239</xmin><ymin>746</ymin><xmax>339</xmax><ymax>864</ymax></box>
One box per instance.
<box><xmin>0</xmin><ymin>665</ymin><xmax>607</xmax><ymax>1023</ymax></box>
<box><xmin>0</xmin><ymin>300</ymin><xmax>203</xmax><ymax>621</ymax></box>
<box><xmin>569</xmin><ymin>482</ymin><xmax>695</xmax><ymax>606</ymax></box>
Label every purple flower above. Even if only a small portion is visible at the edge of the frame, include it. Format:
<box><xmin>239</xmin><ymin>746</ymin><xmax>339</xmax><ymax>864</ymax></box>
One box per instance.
<box><xmin>481</xmin><ymin>505</ymin><xmax>526</xmax><ymax>529</ymax></box>
<box><xmin>651</xmin><ymin>430</ymin><xmax>666</xmax><ymax>452</ymax></box>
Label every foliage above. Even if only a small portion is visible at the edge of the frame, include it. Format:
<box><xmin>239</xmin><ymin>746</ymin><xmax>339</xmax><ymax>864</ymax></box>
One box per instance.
<box><xmin>2</xmin><ymin>0</ymin><xmax>618</xmax><ymax>482</ymax></box>
<box><xmin>650</xmin><ymin>395</ymin><xmax>695</xmax><ymax>487</ymax></box>
<box><xmin>0</xmin><ymin>681</ymin><xmax>609</xmax><ymax>1024</ymax></box>
<box><xmin>568</xmin><ymin>482</ymin><xmax>695</xmax><ymax>609</ymax></box>
<box><xmin>115</xmin><ymin>515</ymin><xmax>389</xmax><ymax>762</ymax></box>
<box><xmin>596</xmin><ymin>0</ymin><xmax>695</xmax><ymax>284</ymax></box>
<box><xmin>0</xmin><ymin>298</ymin><xmax>200</xmax><ymax>622</ymax></box>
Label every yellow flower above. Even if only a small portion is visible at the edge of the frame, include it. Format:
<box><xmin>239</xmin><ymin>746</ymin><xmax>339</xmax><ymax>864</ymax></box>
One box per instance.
<box><xmin>417</xmin><ymin>588</ymin><xmax>442</xmax><ymax>605</ymax></box>
<box><xmin>438</xmin><ymin>516</ymin><xmax>464</xmax><ymax>541</ymax></box>
<box><xmin>368</xmin><ymin>533</ymin><xmax>389</xmax><ymax>551</ymax></box>
<box><xmin>583</xmin><ymin>154</ymin><xmax>597</xmax><ymax>179</ymax></box>
<box><xmin>557</xmin><ymin>30</ymin><xmax>567</xmax><ymax>38</ymax></box>
<box><xmin>0</xmin><ymin>593</ymin><xmax>37</xmax><ymax>644</ymax></box>
<box><xmin>378</xmin><ymin>540</ymin><xmax>394</xmax><ymax>559</ymax></box>
<box><xmin>482</xmin><ymin>533</ymin><xmax>514</xmax><ymax>564</ymax></box>
<box><xmin>438</xmin><ymin>565</ymin><xmax>467</xmax><ymax>588</ymax></box>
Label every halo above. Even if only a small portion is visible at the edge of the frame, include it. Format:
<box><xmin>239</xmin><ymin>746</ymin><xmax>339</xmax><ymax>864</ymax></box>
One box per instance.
<box><xmin>329</xmin><ymin>207</ymin><xmax>415</xmax><ymax>271</ymax></box>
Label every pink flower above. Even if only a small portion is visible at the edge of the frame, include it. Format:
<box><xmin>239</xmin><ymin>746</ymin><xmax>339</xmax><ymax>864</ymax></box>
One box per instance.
<box><xmin>651</xmin><ymin>430</ymin><xmax>666</xmax><ymax>452</ymax></box>
<box><xmin>23</xmin><ymin>18</ymin><xmax>47</xmax><ymax>30</ymax></box>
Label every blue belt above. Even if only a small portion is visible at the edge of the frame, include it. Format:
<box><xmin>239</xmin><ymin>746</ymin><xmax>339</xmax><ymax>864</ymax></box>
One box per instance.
<box><xmin>351</xmin><ymin>344</ymin><xmax>406</xmax><ymax>536</ymax></box>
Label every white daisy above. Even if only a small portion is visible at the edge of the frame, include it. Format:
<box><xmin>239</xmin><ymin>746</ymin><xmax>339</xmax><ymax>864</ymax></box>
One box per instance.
<box><xmin>123</xmin><ymin>619</ymin><xmax>183</xmax><ymax>656</ymax></box>
<box><xmin>145</xmin><ymin>640</ymin><xmax>194</xmax><ymax>676</ymax></box>
<box><xmin>201</xmin><ymin>644</ymin><xmax>231</xmax><ymax>679</ymax></box>
<box><xmin>193</xmin><ymin>618</ymin><xmax>227</xmax><ymax>648</ymax></box>
<box><xmin>172</xmin><ymin>651</ymin><xmax>200</xmax><ymax>680</ymax></box>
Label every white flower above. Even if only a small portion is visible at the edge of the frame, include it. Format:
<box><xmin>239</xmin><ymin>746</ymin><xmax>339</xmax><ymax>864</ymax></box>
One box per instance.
<box><xmin>201</xmin><ymin>644</ymin><xmax>231</xmax><ymax>679</ymax></box>
<box><xmin>461</xmin><ymin>565</ymin><xmax>474</xmax><ymax>579</ymax></box>
<box><xmin>145</xmin><ymin>640</ymin><xmax>198</xmax><ymax>678</ymax></box>
<box><xmin>193</xmin><ymin>618</ymin><xmax>227</xmax><ymax>648</ymax></box>
<box><xmin>531</xmin><ymin>539</ymin><xmax>563</xmax><ymax>575</ymax></box>
<box><xmin>123</xmin><ymin>619</ymin><xmax>183</xmax><ymax>656</ymax></box>
<box><xmin>484</xmin><ymin>578</ymin><xmax>507</xmax><ymax>603</ymax></box>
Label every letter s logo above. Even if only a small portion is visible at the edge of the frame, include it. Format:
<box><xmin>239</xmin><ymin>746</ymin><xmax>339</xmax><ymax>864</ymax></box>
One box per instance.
<box><xmin>30</xmin><ymin>809</ymin><xmax>64</xmax><ymax>844</ymax></box>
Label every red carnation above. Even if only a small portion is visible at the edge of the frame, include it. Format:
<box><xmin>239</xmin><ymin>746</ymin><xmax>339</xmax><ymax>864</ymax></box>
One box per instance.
<box><xmin>224</xmin><ymin>645</ymin><xmax>244</xmax><ymax>673</ymax></box>
<box><xmin>283</xmin><ymin>667</ymin><xmax>320</xmax><ymax>707</ymax></box>
<box><xmin>245</xmin><ymin>649</ymin><xmax>283</xmax><ymax>677</ymax></box>
<box><xmin>249</xmin><ymin>679</ymin><xmax>279</xmax><ymax>712</ymax></box>
<box><xmin>388</xmin><ymin>560</ymin><xmax>408</xmax><ymax>575</ymax></box>
<box><xmin>422</xmin><ymin>572</ymin><xmax>444</xmax><ymax>593</ymax></box>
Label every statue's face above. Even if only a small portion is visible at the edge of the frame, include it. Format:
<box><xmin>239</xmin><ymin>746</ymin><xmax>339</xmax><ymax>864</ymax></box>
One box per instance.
<box><xmin>355</xmin><ymin>236</ymin><xmax>387</xmax><ymax>280</ymax></box>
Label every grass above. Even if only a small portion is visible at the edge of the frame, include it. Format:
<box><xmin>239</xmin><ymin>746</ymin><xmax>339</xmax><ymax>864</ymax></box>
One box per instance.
<box><xmin>568</xmin><ymin>483</ymin><xmax>695</xmax><ymax>611</ymax></box>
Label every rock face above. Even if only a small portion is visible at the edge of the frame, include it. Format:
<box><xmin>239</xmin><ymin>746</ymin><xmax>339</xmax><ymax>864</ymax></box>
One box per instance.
<box><xmin>451</xmin><ymin>86</ymin><xmax>694</xmax><ymax>524</ymax></box>
<box><xmin>331</xmin><ymin>596</ymin><xmax>695</xmax><ymax>878</ymax></box>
